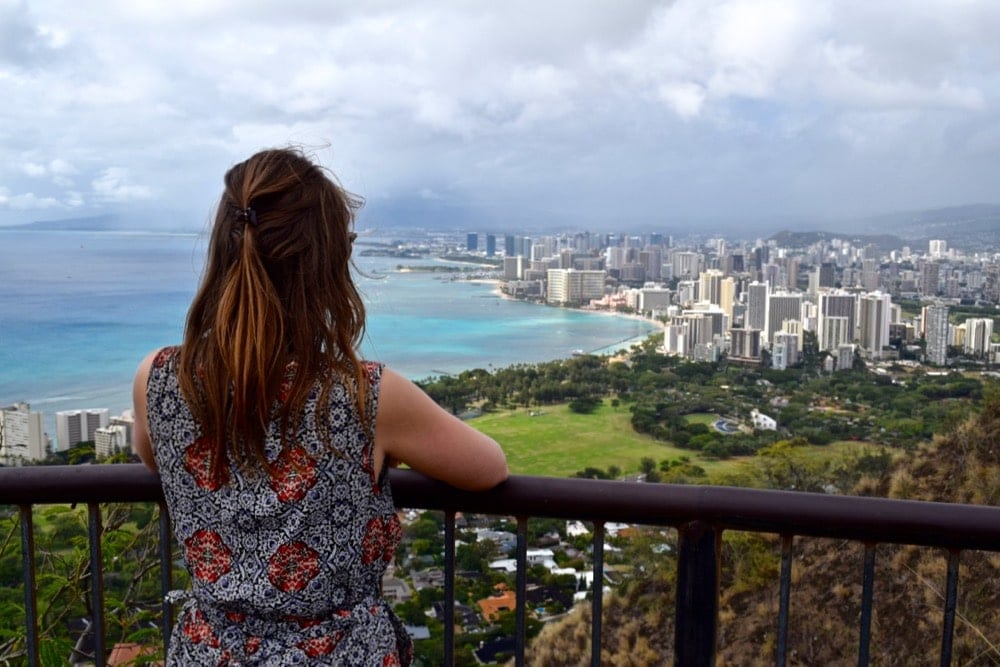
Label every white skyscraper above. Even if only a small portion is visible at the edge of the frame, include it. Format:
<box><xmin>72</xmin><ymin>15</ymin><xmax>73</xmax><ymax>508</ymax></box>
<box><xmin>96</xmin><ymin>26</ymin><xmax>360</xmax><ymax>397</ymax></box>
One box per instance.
<box><xmin>56</xmin><ymin>409</ymin><xmax>109</xmax><ymax>451</ymax></box>
<box><xmin>858</xmin><ymin>292</ymin><xmax>892</xmax><ymax>359</ymax></box>
<box><xmin>1</xmin><ymin>403</ymin><xmax>47</xmax><ymax>462</ymax></box>
<box><xmin>95</xmin><ymin>424</ymin><xmax>129</xmax><ymax>458</ymax></box>
<box><xmin>699</xmin><ymin>270</ymin><xmax>724</xmax><ymax>306</ymax></box>
<box><xmin>546</xmin><ymin>269</ymin><xmax>605</xmax><ymax>305</ymax></box>
<box><xmin>965</xmin><ymin>318</ymin><xmax>995</xmax><ymax>357</ymax></box>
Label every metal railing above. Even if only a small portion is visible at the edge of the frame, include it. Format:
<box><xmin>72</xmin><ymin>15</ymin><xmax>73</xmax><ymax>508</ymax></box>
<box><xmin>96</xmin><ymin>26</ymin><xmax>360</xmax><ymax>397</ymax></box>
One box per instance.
<box><xmin>1</xmin><ymin>464</ymin><xmax>999</xmax><ymax>666</ymax></box>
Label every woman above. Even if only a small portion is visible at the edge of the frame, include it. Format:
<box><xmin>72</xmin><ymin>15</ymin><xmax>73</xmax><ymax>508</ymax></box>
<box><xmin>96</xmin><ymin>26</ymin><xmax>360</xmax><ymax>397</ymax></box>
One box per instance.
<box><xmin>132</xmin><ymin>148</ymin><xmax>508</xmax><ymax>666</ymax></box>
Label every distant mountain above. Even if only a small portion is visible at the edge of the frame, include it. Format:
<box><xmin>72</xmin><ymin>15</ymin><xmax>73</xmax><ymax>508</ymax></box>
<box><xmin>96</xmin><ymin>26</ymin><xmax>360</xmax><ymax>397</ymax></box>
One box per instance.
<box><xmin>768</xmin><ymin>203</ymin><xmax>1000</xmax><ymax>252</ymax></box>
<box><xmin>769</xmin><ymin>230</ymin><xmax>907</xmax><ymax>252</ymax></box>
<box><xmin>4</xmin><ymin>210</ymin><xmax>203</xmax><ymax>233</ymax></box>
<box><xmin>6</xmin><ymin>214</ymin><xmax>122</xmax><ymax>231</ymax></box>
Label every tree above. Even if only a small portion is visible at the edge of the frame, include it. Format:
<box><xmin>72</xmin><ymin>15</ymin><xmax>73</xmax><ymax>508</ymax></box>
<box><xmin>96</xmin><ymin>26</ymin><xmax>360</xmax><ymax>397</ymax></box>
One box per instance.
<box><xmin>568</xmin><ymin>396</ymin><xmax>601</xmax><ymax>414</ymax></box>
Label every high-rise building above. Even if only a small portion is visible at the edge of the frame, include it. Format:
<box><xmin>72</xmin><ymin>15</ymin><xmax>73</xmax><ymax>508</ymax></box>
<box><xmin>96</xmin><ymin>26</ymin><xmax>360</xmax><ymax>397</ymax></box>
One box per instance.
<box><xmin>546</xmin><ymin>269</ymin><xmax>605</xmax><ymax>305</ymax></box>
<box><xmin>519</xmin><ymin>236</ymin><xmax>533</xmax><ymax>259</ymax></box>
<box><xmin>763</xmin><ymin>263</ymin><xmax>781</xmax><ymax>290</ymax></box>
<box><xmin>858</xmin><ymin>292</ymin><xmax>891</xmax><ymax>359</ymax></box>
<box><xmin>605</xmin><ymin>246</ymin><xmax>626</xmax><ymax>271</ymax></box>
<box><xmin>682</xmin><ymin>307</ymin><xmax>725</xmax><ymax>338</ymax></box>
<box><xmin>504</xmin><ymin>235</ymin><xmax>516</xmax><ymax>257</ymax></box>
<box><xmin>485</xmin><ymin>234</ymin><xmax>496</xmax><ymax>257</ymax></box>
<box><xmin>783</xmin><ymin>258</ymin><xmax>800</xmax><ymax>290</ymax></box>
<box><xmin>675</xmin><ymin>312</ymin><xmax>717</xmax><ymax>353</ymax></box>
<box><xmin>503</xmin><ymin>256</ymin><xmax>523</xmax><ymax>281</ymax></box>
<box><xmin>920</xmin><ymin>262</ymin><xmax>940</xmax><ymax>297</ymax></box>
<box><xmin>729</xmin><ymin>328</ymin><xmax>762</xmax><ymax>364</ymax></box>
<box><xmin>929</xmin><ymin>239</ymin><xmax>947</xmax><ymax>258</ymax></box>
<box><xmin>746</xmin><ymin>282</ymin><xmax>769</xmax><ymax>333</ymax></box>
<box><xmin>765</xmin><ymin>293</ymin><xmax>802</xmax><ymax>345</ymax></box>
<box><xmin>719</xmin><ymin>278</ymin><xmax>736</xmax><ymax>323</ymax></box>
<box><xmin>818</xmin><ymin>292</ymin><xmax>858</xmax><ymax>351</ymax></box>
<box><xmin>820</xmin><ymin>316</ymin><xmax>851</xmax><ymax>352</ymax></box>
<box><xmin>818</xmin><ymin>262</ymin><xmax>837</xmax><ymax>288</ymax></box>
<box><xmin>676</xmin><ymin>280</ymin><xmax>698</xmax><ymax>306</ymax></box>
<box><xmin>861</xmin><ymin>258</ymin><xmax>879</xmax><ymax>291</ymax></box>
<box><xmin>110</xmin><ymin>413</ymin><xmax>135</xmax><ymax>448</ymax></box>
<box><xmin>56</xmin><ymin>409</ymin><xmax>109</xmax><ymax>451</ymax></box>
<box><xmin>637</xmin><ymin>287</ymin><xmax>671</xmax><ymax>313</ymax></box>
<box><xmin>964</xmin><ymin>318</ymin><xmax>995</xmax><ymax>357</ymax></box>
<box><xmin>663</xmin><ymin>324</ymin><xmax>688</xmax><ymax>357</ymax></box>
<box><xmin>921</xmin><ymin>305</ymin><xmax>948</xmax><ymax>366</ymax></box>
<box><xmin>671</xmin><ymin>251</ymin><xmax>701</xmax><ymax>279</ymax></box>
<box><xmin>640</xmin><ymin>248</ymin><xmax>662</xmax><ymax>281</ymax></box>
<box><xmin>771</xmin><ymin>332</ymin><xmax>800</xmax><ymax>370</ymax></box>
<box><xmin>94</xmin><ymin>424</ymin><xmax>128</xmax><ymax>459</ymax></box>
<box><xmin>1</xmin><ymin>403</ymin><xmax>47</xmax><ymax>462</ymax></box>
<box><xmin>699</xmin><ymin>270</ymin><xmax>724</xmax><ymax>306</ymax></box>
<box><xmin>466</xmin><ymin>233</ymin><xmax>478</xmax><ymax>251</ymax></box>
<box><xmin>836</xmin><ymin>344</ymin><xmax>856</xmax><ymax>371</ymax></box>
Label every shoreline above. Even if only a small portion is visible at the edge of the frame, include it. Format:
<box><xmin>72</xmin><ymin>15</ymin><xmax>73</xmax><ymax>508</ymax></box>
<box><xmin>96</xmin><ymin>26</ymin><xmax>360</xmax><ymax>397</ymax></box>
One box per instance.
<box><xmin>466</xmin><ymin>277</ymin><xmax>663</xmax><ymax>352</ymax></box>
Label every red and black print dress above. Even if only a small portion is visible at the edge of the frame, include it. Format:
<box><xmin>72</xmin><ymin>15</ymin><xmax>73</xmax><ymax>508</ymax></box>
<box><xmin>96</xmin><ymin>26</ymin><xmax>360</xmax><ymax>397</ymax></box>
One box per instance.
<box><xmin>146</xmin><ymin>347</ymin><xmax>411</xmax><ymax>666</ymax></box>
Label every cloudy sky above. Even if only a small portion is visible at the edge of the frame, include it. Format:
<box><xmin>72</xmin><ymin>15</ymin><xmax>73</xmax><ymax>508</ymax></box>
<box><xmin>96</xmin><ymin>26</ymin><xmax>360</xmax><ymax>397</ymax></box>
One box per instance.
<box><xmin>2</xmin><ymin>0</ymin><xmax>999</xmax><ymax>232</ymax></box>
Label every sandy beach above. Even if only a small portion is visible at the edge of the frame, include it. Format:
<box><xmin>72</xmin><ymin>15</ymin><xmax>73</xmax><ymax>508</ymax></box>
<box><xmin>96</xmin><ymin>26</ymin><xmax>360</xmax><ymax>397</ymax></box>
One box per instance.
<box><xmin>465</xmin><ymin>277</ymin><xmax>663</xmax><ymax>355</ymax></box>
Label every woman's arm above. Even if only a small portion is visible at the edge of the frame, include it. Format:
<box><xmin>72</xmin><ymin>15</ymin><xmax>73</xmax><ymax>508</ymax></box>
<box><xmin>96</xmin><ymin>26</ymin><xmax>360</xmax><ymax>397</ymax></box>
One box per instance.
<box><xmin>374</xmin><ymin>368</ymin><xmax>508</xmax><ymax>491</ymax></box>
<box><xmin>132</xmin><ymin>350</ymin><xmax>159</xmax><ymax>473</ymax></box>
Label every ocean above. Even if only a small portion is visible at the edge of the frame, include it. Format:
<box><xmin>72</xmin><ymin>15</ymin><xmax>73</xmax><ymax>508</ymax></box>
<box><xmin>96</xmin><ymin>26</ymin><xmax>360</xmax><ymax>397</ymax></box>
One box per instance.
<box><xmin>0</xmin><ymin>229</ymin><xmax>658</xmax><ymax>436</ymax></box>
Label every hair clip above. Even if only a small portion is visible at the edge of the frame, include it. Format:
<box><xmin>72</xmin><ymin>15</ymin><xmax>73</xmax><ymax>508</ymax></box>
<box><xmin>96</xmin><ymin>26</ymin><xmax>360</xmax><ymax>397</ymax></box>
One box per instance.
<box><xmin>234</xmin><ymin>207</ymin><xmax>258</xmax><ymax>226</ymax></box>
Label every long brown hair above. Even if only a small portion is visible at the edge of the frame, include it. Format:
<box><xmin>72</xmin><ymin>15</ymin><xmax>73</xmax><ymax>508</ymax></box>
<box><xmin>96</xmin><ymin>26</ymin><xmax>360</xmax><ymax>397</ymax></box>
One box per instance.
<box><xmin>178</xmin><ymin>148</ymin><xmax>367</xmax><ymax>485</ymax></box>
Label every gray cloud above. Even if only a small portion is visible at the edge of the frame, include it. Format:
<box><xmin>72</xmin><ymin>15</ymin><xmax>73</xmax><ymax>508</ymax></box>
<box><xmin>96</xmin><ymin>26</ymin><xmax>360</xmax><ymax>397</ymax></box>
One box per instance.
<box><xmin>1</xmin><ymin>0</ymin><xmax>998</xmax><ymax>231</ymax></box>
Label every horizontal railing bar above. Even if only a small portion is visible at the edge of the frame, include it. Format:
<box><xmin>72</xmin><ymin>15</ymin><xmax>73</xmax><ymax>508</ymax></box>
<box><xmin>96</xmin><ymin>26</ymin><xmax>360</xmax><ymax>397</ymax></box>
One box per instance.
<box><xmin>2</xmin><ymin>465</ymin><xmax>1000</xmax><ymax>551</ymax></box>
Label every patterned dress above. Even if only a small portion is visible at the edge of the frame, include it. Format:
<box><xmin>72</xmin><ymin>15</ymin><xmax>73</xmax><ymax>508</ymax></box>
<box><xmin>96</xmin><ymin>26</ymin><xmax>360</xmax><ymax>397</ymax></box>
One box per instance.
<box><xmin>146</xmin><ymin>347</ymin><xmax>412</xmax><ymax>666</ymax></box>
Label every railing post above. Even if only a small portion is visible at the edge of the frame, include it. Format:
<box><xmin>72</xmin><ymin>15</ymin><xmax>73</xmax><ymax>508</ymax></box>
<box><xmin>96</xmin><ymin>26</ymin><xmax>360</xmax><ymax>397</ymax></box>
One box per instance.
<box><xmin>514</xmin><ymin>516</ymin><xmax>529</xmax><ymax>667</ymax></box>
<box><xmin>88</xmin><ymin>504</ymin><xmax>106</xmax><ymax>667</ymax></box>
<box><xmin>19</xmin><ymin>505</ymin><xmax>39</xmax><ymax>667</ymax></box>
<box><xmin>939</xmin><ymin>550</ymin><xmax>960</xmax><ymax>667</ymax></box>
<box><xmin>776</xmin><ymin>534</ymin><xmax>794</xmax><ymax>667</ymax></box>
<box><xmin>858</xmin><ymin>543</ymin><xmax>876</xmax><ymax>667</ymax></box>
<box><xmin>158</xmin><ymin>502</ymin><xmax>174</xmax><ymax>654</ymax></box>
<box><xmin>444</xmin><ymin>510</ymin><xmax>456</xmax><ymax>666</ymax></box>
<box><xmin>674</xmin><ymin>520</ymin><xmax>719</xmax><ymax>667</ymax></box>
<box><xmin>590</xmin><ymin>521</ymin><xmax>605</xmax><ymax>667</ymax></box>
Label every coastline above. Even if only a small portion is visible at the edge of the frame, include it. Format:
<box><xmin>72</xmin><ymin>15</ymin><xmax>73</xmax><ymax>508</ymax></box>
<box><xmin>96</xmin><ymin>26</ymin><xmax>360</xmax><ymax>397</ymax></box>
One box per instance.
<box><xmin>2</xmin><ymin>234</ymin><xmax>663</xmax><ymax>439</ymax></box>
<box><xmin>465</xmin><ymin>277</ymin><xmax>662</xmax><ymax>354</ymax></box>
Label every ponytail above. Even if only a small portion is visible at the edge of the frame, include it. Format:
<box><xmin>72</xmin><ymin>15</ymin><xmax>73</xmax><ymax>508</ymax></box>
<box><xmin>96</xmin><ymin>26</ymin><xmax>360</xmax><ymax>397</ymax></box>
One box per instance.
<box><xmin>212</xmin><ymin>224</ymin><xmax>285</xmax><ymax>474</ymax></box>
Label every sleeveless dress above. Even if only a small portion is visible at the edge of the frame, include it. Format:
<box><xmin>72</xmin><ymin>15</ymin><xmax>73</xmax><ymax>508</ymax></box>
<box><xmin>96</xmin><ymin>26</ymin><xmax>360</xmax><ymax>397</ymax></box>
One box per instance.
<box><xmin>145</xmin><ymin>347</ymin><xmax>412</xmax><ymax>666</ymax></box>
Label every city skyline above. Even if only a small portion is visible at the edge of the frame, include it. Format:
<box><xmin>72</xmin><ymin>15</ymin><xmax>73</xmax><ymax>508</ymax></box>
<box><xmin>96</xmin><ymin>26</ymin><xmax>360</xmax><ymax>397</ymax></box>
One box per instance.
<box><xmin>3</xmin><ymin>2</ymin><xmax>1000</xmax><ymax>232</ymax></box>
<box><xmin>4</xmin><ymin>223</ymin><xmax>997</xmax><ymax>461</ymax></box>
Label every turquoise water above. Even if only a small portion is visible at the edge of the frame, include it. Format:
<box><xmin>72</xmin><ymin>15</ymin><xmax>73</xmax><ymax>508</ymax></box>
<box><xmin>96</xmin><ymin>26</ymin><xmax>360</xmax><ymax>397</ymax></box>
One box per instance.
<box><xmin>0</xmin><ymin>229</ymin><xmax>658</xmax><ymax>433</ymax></box>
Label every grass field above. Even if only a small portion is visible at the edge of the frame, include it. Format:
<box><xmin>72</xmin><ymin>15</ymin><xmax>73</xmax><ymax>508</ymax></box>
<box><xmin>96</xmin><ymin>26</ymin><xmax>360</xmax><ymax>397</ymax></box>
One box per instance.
<box><xmin>470</xmin><ymin>401</ymin><xmax>731</xmax><ymax>477</ymax></box>
<box><xmin>683</xmin><ymin>412</ymin><xmax>719</xmax><ymax>426</ymax></box>
<box><xmin>469</xmin><ymin>400</ymin><xmax>889</xmax><ymax>480</ymax></box>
